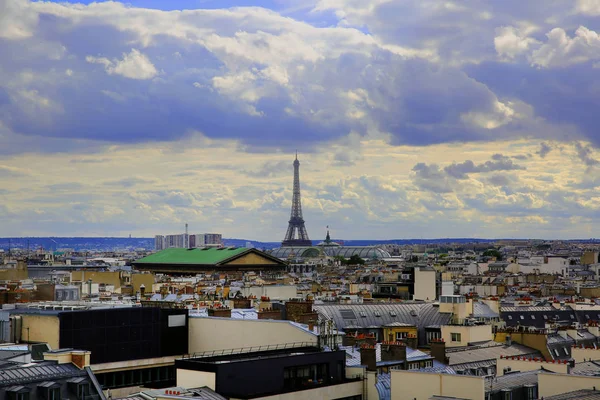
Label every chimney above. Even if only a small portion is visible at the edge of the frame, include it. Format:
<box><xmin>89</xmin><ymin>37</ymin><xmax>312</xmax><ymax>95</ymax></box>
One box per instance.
<box><xmin>360</xmin><ymin>344</ymin><xmax>377</xmax><ymax>371</ymax></box>
<box><xmin>139</xmin><ymin>284</ymin><xmax>146</xmax><ymax>297</ymax></box>
<box><xmin>406</xmin><ymin>334</ymin><xmax>418</xmax><ymax>349</ymax></box>
<box><xmin>343</xmin><ymin>333</ymin><xmax>357</xmax><ymax>347</ymax></box>
<box><xmin>381</xmin><ymin>341</ymin><xmax>407</xmax><ymax>364</ymax></box>
<box><xmin>506</xmin><ymin>334</ymin><xmax>512</xmax><ymax>347</ymax></box>
<box><xmin>430</xmin><ymin>339</ymin><xmax>448</xmax><ymax>364</ymax></box>
<box><xmin>208</xmin><ymin>307</ymin><xmax>232</xmax><ymax>318</ymax></box>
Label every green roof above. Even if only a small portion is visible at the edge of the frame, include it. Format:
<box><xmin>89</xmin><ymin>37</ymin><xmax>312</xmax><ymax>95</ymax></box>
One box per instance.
<box><xmin>133</xmin><ymin>247</ymin><xmax>250</xmax><ymax>265</ymax></box>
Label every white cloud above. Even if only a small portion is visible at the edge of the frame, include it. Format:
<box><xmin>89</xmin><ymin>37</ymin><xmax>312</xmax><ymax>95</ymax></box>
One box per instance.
<box><xmin>86</xmin><ymin>49</ymin><xmax>158</xmax><ymax>80</ymax></box>
<box><xmin>0</xmin><ymin>0</ymin><xmax>37</xmax><ymax>39</ymax></box>
<box><xmin>575</xmin><ymin>0</ymin><xmax>600</xmax><ymax>15</ymax></box>
<box><xmin>494</xmin><ymin>26</ymin><xmax>541</xmax><ymax>59</ymax></box>
<box><xmin>531</xmin><ymin>26</ymin><xmax>600</xmax><ymax>68</ymax></box>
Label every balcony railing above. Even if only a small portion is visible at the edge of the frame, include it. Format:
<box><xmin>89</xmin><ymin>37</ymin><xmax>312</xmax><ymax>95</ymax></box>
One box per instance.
<box><xmin>179</xmin><ymin>341</ymin><xmax>318</xmax><ymax>360</ymax></box>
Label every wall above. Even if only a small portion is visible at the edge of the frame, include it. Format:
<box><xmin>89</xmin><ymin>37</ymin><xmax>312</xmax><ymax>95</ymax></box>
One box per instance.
<box><xmin>71</xmin><ymin>271</ymin><xmax>121</xmax><ymax>291</ymax></box>
<box><xmin>391</xmin><ymin>370</ymin><xmax>485</xmax><ymax>400</ymax></box>
<box><xmin>441</xmin><ymin>324</ymin><xmax>492</xmax><ymax>348</ymax></box>
<box><xmin>494</xmin><ymin>331</ymin><xmax>551</xmax><ymax>361</ymax></box>
<box><xmin>177</xmin><ymin>369</ymin><xmax>216</xmax><ymax>390</ymax></box>
<box><xmin>496</xmin><ymin>357</ymin><xmax>568</xmax><ymax>376</ymax></box>
<box><xmin>131</xmin><ymin>273</ymin><xmax>155</xmax><ymax>294</ymax></box>
<box><xmin>225</xmin><ymin>253</ymin><xmax>278</xmax><ymax>265</ymax></box>
<box><xmin>240</xmin><ymin>285</ymin><xmax>297</xmax><ymax>300</ymax></box>
<box><xmin>414</xmin><ymin>268</ymin><xmax>436</xmax><ymax>301</ymax></box>
<box><xmin>188</xmin><ymin>318</ymin><xmax>317</xmax><ymax>353</ymax></box>
<box><xmin>572</xmin><ymin>347</ymin><xmax>600</xmax><ymax>363</ymax></box>
<box><xmin>232</xmin><ymin>381</ymin><xmax>363</xmax><ymax>400</ymax></box>
<box><xmin>0</xmin><ymin>268</ymin><xmax>28</xmax><ymax>281</ymax></box>
<box><xmin>20</xmin><ymin>314</ymin><xmax>60</xmax><ymax>349</ymax></box>
<box><xmin>538</xmin><ymin>372</ymin><xmax>600</xmax><ymax>398</ymax></box>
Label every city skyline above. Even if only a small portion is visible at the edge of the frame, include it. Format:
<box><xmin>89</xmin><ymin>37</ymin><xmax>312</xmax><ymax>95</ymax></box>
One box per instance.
<box><xmin>1</xmin><ymin>0</ymin><xmax>600</xmax><ymax>241</ymax></box>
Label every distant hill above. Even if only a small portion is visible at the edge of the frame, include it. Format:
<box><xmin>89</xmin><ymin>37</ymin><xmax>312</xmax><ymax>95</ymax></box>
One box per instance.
<box><xmin>1</xmin><ymin>237</ymin><xmax>597</xmax><ymax>252</ymax></box>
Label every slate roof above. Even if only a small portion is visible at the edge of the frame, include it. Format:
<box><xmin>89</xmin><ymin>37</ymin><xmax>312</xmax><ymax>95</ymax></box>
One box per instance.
<box><xmin>340</xmin><ymin>344</ymin><xmax>433</xmax><ymax>367</ymax></box>
<box><xmin>446</xmin><ymin>341</ymin><xmax>541</xmax><ymax>367</ymax></box>
<box><xmin>544</xmin><ymin>389</ymin><xmax>600</xmax><ymax>399</ymax></box>
<box><xmin>313</xmin><ymin>303</ymin><xmax>452</xmax><ymax>346</ymax></box>
<box><xmin>485</xmin><ymin>369</ymin><xmax>544</xmax><ymax>392</ymax></box>
<box><xmin>570</xmin><ymin>360</ymin><xmax>600</xmax><ymax>376</ymax></box>
<box><xmin>501</xmin><ymin>306</ymin><xmax>577</xmax><ymax>328</ymax></box>
<box><xmin>0</xmin><ymin>363</ymin><xmax>88</xmax><ymax>387</ymax></box>
<box><xmin>375</xmin><ymin>373</ymin><xmax>391</xmax><ymax>400</ymax></box>
<box><xmin>138</xmin><ymin>386</ymin><xmax>226</xmax><ymax>400</ymax></box>
<box><xmin>473</xmin><ymin>302</ymin><xmax>499</xmax><ymax>319</ymax></box>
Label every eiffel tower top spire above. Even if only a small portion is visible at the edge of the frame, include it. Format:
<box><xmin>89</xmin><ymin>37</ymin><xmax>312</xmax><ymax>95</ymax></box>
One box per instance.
<box><xmin>282</xmin><ymin>153</ymin><xmax>311</xmax><ymax>247</ymax></box>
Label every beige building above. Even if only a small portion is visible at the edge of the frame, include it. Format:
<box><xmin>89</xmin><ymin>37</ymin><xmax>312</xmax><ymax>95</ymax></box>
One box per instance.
<box><xmin>414</xmin><ymin>266</ymin><xmax>436</xmax><ymax>301</ymax></box>
<box><xmin>391</xmin><ymin>370</ymin><xmax>485</xmax><ymax>400</ymax></box>
<box><xmin>441</xmin><ymin>324</ymin><xmax>492</xmax><ymax>348</ymax></box>
<box><xmin>188</xmin><ymin>317</ymin><xmax>318</xmax><ymax>353</ymax></box>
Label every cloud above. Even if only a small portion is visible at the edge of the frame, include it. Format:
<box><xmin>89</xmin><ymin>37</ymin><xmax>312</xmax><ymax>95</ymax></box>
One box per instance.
<box><xmin>244</xmin><ymin>160</ymin><xmax>291</xmax><ymax>178</ymax></box>
<box><xmin>0</xmin><ymin>165</ymin><xmax>29</xmax><ymax>177</ymax></box>
<box><xmin>537</xmin><ymin>142</ymin><xmax>553</xmax><ymax>158</ymax></box>
<box><xmin>495</xmin><ymin>26</ymin><xmax>540</xmax><ymax>60</ymax></box>
<box><xmin>103</xmin><ymin>177</ymin><xmax>156</xmax><ymax>188</ymax></box>
<box><xmin>86</xmin><ymin>49</ymin><xmax>158</xmax><ymax>80</ymax></box>
<box><xmin>531</xmin><ymin>26</ymin><xmax>600</xmax><ymax>68</ymax></box>
<box><xmin>575</xmin><ymin>142</ymin><xmax>599</xmax><ymax>168</ymax></box>
<box><xmin>444</xmin><ymin>154</ymin><xmax>525</xmax><ymax>179</ymax></box>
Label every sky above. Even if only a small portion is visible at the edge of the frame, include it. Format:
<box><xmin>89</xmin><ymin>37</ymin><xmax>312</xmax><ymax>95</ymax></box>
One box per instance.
<box><xmin>0</xmin><ymin>0</ymin><xmax>599</xmax><ymax>241</ymax></box>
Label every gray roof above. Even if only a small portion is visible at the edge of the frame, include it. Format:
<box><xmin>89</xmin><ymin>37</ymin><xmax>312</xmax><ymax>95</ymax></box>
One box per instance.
<box><xmin>446</xmin><ymin>341</ymin><xmax>541</xmax><ymax>366</ymax></box>
<box><xmin>544</xmin><ymin>389</ymin><xmax>600</xmax><ymax>400</ymax></box>
<box><xmin>270</xmin><ymin>246</ymin><xmax>391</xmax><ymax>259</ymax></box>
<box><xmin>570</xmin><ymin>360</ymin><xmax>600</xmax><ymax>376</ymax></box>
<box><xmin>375</xmin><ymin>373</ymin><xmax>391</xmax><ymax>400</ymax></box>
<box><xmin>0</xmin><ymin>363</ymin><xmax>87</xmax><ymax>387</ymax></box>
<box><xmin>341</xmin><ymin>344</ymin><xmax>432</xmax><ymax>367</ymax></box>
<box><xmin>486</xmin><ymin>369</ymin><xmax>543</xmax><ymax>392</ymax></box>
<box><xmin>314</xmin><ymin>303</ymin><xmax>452</xmax><ymax>346</ymax></box>
<box><xmin>473</xmin><ymin>302</ymin><xmax>499</xmax><ymax>318</ymax></box>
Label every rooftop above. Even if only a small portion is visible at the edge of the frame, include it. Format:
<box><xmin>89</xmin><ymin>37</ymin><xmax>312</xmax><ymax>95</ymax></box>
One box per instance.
<box><xmin>134</xmin><ymin>247</ymin><xmax>249</xmax><ymax>265</ymax></box>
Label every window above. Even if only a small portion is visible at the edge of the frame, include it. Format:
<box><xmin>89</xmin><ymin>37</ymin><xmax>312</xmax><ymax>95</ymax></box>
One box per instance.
<box><xmin>519</xmin><ymin>315</ymin><xmax>524</xmax><ymax>320</ymax></box>
<box><xmin>586</xmin><ymin>315</ymin><xmax>590</xmax><ymax>320</ymax></box>
<box><xmin>553</xmin><ymin>348</ymin><xmax>560</xmax><ymax>357</ymax></box>
<box><xmin>570</xmin><ymin>315</ymin><xmax>575</xmax><ymax>319</ymax></box>
<box><xmin>390</xmin><ymin>312</ymin><xmax>397</xmax><ymax>317</ymax></box>
<box><xmin>77</xmin><ymin>384</ymin><xmax>90</xmax><ymax>400</ymax></box>
<box><xmin>451</xmin><ymin>333</ymin><xmax>462</xmax><ymax>342</ymax></box>
<box><xmin>396</xmin><ymin>332</ymin><xmax>408</xmax><ymax>340</ymax></box>
<box><xmin>531</xmin><ymin>315</ymin><xmax>535</xmax><ymax>320</ymax></box>
<box><xmin>525</xmin><ymin>385</ymin><xmax>537</xmax><ymax>400</ymax></box>
<box><xmin>48</xmin><ymin>388</ymin><xmax>61</xmax><ymax>400</ymax></box>
<box><xmin>508</xmin><ymin>315</ymin><xmax>513</xmax><ymax>320</ymax></box>
<box><xmin>543</xmin><ymin>315</ymin><xmax>548</xmax><ymax>320</ymax></box>
<box><xmin>359</xmin><ymin>312</ymin><xmax>367</xmax><ymax>318</ymax></box>
<box><xmin>563</xmin><ymin>347</ymin><xmax>569</xmax><ymax>356</ymax></box>
<box><xmin>374</xmin><ymin>312</ymin><xmax>381</xmax><ymax>317</ymax></box>
<box><xmin>7</xmin><ymin>392</ymin><xmax>29</xmax><ymax>400</ymax></box>
<box><xmin>408</xmin><ymin>362</ymin><xmax>419</xmax><ymax>370</ymax></box>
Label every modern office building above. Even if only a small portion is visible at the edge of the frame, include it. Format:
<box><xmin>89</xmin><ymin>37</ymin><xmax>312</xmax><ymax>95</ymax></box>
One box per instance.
<box><xmin>175</xmin><ymin>344</ymin><xmax>363</xmax><ymax>399</ymax></box>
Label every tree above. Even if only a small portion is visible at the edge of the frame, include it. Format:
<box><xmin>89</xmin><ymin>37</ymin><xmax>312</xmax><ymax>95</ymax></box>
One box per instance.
<box><xmin>483</xmin><ymin>249</ymin><xmax>502</xmax><ymax>260</ymax></box>
<box><xmin>348</xmin><ymin>254</ymin><xmax>365</xmax><ymax>265</ymax></box>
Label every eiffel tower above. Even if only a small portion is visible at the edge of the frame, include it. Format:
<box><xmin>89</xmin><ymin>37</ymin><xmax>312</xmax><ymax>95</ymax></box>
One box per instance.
<box><xmin>282</xmin><ymin>152</ymin><xmax>312</xmax><ymax>246</ymax></box>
